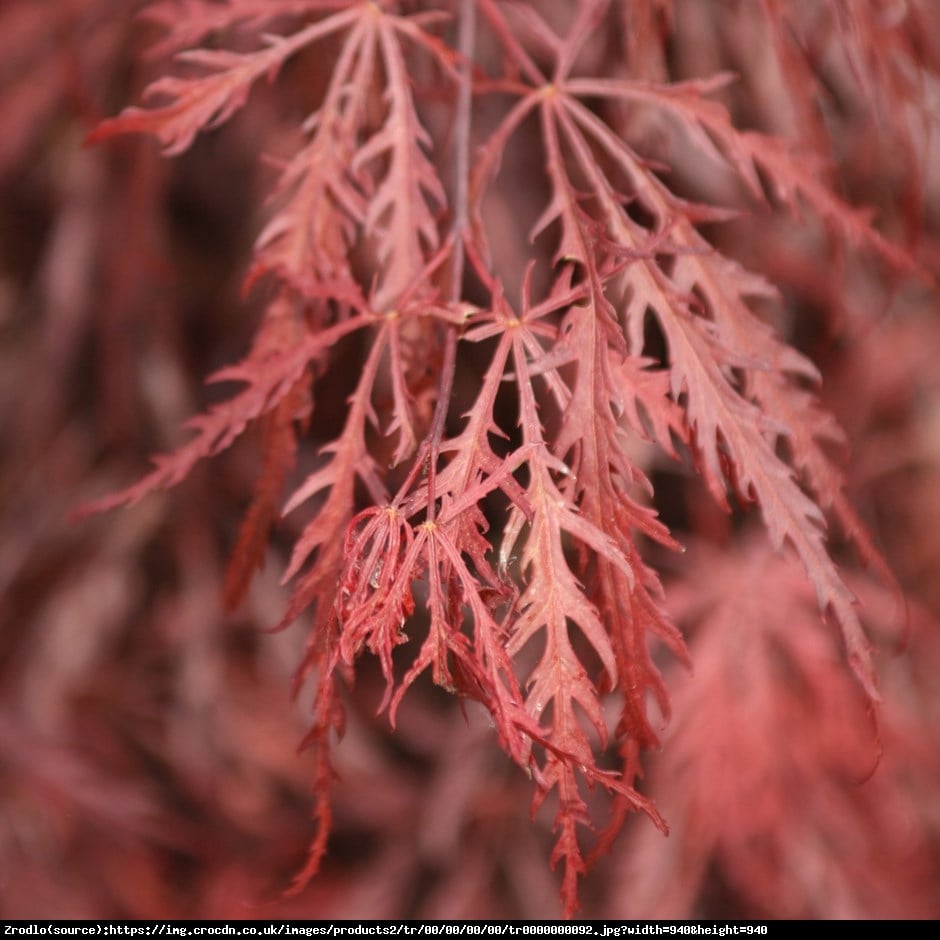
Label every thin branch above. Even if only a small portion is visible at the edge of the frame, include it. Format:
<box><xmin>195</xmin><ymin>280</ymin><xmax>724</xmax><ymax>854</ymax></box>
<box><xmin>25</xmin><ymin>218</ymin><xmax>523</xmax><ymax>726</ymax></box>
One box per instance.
<box><xmin>424</xmin><ymin>0</ymin><xmax>476</xmax><ymax>523</ymax></box>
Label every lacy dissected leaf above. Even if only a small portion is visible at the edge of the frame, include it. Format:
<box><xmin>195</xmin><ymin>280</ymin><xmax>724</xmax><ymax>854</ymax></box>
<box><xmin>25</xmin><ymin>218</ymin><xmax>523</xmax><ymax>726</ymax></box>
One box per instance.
<box><xmin>282</xmin><ymin>322</ymin><xmax>389</xmax><ymax>588</ymax></box>
<box><xmin>566</xmin><ymin>73</ymin><xmax>918</xmax><ymax>272</ymax></box>
<box><xmin>532</xmin><ymin>72</ymin><xmax>880</xmax><ymax>699</ymax></box>
<box><xmin>248</xmin><ymin>14</ymin><xmax>374</xmax><ymax>297</ymax></box>
<box><xmin>141</xmin><ymin>0</ymin><xmax>348</xmax><ymax>59</ymax></box>
<box><xmin>89</xmin><ymin>7</ymin><xmax>365</xmax><ymax>156</ymax></box>
<box><xmin>495</xmin><ymin>303</ymin><xmax>658</xmax><ymax>914</ymax></box>
<box><xmin>78</xmin><ymin>315</ymin><xmax>360</xmax><ymax>517</ymax></box>
<box><xmin>353</xmin><ymin>16</ymin><xmax>451</xmax><ymax>307</ymax></box>
<box><xmin>538</xmin><ymin>100</ymin><xmax>689</xmax><ymax>746</ymax></box>
<box><xmin>250</xmin><ymin>5</ymin><xmax>454</xmax><ymax>311</ymax></box>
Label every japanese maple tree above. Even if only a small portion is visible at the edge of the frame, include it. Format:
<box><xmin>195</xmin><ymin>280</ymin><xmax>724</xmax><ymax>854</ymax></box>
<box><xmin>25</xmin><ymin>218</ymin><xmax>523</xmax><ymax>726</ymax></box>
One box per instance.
<box><xmin>61</xmin><ymin>0</ymin><xmax>938</xmax><ymax>917</ymax></box>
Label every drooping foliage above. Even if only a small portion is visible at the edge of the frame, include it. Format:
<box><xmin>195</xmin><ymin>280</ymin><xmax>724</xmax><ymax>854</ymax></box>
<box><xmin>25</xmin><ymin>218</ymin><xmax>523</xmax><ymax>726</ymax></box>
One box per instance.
<box><xmin>6</xmin><ymin>0</ymin><xmax>934</xmax><ymax>917</ymax></box>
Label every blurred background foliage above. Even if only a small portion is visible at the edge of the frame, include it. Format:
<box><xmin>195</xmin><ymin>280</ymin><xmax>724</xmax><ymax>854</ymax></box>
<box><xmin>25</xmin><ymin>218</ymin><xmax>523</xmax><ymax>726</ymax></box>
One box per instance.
<box><xmin>1</xmin><ymin>0</ymin><xmax>939</xmax><ymax>919</ymax></box>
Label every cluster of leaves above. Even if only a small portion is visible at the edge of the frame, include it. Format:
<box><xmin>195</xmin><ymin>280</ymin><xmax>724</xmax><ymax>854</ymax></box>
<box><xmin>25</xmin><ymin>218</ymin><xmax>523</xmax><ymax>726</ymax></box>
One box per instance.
<box><xmin>3</xmin><ymin>0</ymin><xmax>940</xmax><ymax>919</ymax></box>
<box><xmin>80</xmin><ymin>0</ymin><xmax>935</xmax><ymax>913</ymax></box>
